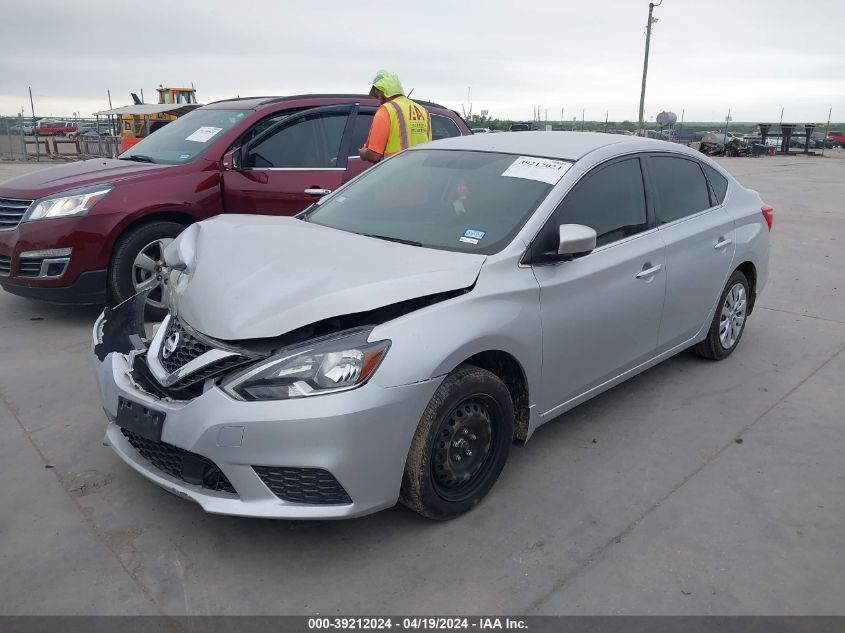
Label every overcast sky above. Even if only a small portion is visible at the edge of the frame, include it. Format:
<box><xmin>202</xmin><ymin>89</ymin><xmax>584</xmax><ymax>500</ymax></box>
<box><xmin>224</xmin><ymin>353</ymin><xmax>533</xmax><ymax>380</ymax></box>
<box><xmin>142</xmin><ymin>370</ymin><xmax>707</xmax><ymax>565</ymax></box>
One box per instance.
<box><xmin>2</xmin><ymin>0</ymin><xmax>844</xmax><ymax>122</ymax></box>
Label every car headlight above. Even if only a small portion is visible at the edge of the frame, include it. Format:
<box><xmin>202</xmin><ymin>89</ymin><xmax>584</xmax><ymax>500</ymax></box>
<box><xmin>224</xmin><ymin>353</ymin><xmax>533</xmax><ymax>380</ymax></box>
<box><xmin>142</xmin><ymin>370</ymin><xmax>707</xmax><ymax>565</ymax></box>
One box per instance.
<box><xmin>221</xmin><ymin>328</ymin><xmax>390</xmax><ymax>401</ymax></box>
<box><xmin>24</xmin><ymin>184</ymin><xmax>114</xmax><ymax>221</ymax></box>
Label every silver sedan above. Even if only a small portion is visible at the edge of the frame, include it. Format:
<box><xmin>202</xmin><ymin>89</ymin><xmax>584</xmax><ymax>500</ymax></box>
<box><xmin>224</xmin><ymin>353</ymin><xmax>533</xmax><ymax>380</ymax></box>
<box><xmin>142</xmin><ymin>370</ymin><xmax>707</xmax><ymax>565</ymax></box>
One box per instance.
<box><xmin>92</xmin><ymin>132</ymin><xmax>771</xmax><ymax>520</ymax></box>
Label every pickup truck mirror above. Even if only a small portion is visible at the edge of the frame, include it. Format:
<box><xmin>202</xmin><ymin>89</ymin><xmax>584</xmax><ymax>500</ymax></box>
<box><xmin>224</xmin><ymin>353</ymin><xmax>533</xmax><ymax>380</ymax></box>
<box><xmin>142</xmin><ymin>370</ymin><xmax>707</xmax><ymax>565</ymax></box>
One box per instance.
<box><xmin>558</xmin><ymin>224</ymin><xmax>597</xmax><ymax>258</ymax></box>
<box><xmin>222</xmin><ymin>148</ymin><xmax>242</xmax><ymax>171</ymax></box>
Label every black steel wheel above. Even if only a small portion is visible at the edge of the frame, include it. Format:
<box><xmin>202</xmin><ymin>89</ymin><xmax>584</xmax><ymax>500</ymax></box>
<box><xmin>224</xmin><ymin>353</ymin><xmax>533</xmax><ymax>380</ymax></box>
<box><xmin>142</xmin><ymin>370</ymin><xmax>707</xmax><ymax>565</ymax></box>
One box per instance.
<box><xmin>401</xmin><ymin>365</ymin><xmax>514</xmax><ymax>520</ymax></box>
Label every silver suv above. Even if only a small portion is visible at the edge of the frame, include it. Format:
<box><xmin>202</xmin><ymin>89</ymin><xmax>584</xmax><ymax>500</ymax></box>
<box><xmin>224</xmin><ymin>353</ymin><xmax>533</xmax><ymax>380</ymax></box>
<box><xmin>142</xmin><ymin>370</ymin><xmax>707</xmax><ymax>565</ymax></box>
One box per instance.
<box><xmin>93</xmin><ymin>132</ymin><xmax>771</xmax><ymax>520</ymax></box>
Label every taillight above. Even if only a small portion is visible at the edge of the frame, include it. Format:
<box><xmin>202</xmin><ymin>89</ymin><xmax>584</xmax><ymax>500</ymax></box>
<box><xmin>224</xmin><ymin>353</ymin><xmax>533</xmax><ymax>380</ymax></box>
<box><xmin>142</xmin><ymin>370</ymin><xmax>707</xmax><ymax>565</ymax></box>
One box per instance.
<box><xmin>761</xmin><ymin>205</ymin><xmax>774</xmax><ymax>231</ymax></box>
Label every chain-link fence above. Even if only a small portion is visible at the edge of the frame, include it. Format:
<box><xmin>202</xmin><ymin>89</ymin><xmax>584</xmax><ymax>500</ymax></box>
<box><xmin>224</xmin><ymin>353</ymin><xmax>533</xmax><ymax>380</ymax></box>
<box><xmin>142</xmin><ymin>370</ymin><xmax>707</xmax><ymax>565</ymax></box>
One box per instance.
<box><xmin>0</xmin><ymin>115</ymin><xmax>122</xmax><ymax>161</ymax></box>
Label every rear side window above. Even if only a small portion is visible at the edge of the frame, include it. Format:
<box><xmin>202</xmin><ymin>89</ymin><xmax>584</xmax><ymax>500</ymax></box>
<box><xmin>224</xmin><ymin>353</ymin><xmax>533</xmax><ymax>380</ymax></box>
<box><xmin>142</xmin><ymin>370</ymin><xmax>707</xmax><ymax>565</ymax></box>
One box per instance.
<box><xmin>554</xmin><ymin>157</ymin><xmax>648</xmax><ymax>247</ymax></box>
<box><xmin>650</xmin><ymin>156</ymin><xmax>712</xmax><ymax>224</ymax></box>
<box><xmin>431</xmin><ymin>114</ymin><xmax>461</xmax><ymax>140</ymax></box>
<box><xmin>702</xmin><ymin>163</ymin><xmax>728</xmax><ymax>204</ymax></box>
<box><xmin>349</xmin><ymin>112</ymin><xmax>375</xmax><ymax>156</ymax></box>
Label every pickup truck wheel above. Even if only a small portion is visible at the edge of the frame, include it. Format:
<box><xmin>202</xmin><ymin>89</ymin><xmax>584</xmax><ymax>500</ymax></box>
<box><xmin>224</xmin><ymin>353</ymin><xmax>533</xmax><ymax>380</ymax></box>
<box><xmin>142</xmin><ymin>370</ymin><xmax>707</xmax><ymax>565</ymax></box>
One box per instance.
<box><xmin>692</xmin><ymin>270</ymin><xmax>750</xmax><ymax>360</ymax></box>
<box><xmin>108</xmin><ymin>221</ymin><xmax>186</xmax><ymax>320</ymax></box>
<box><xmin>400</xmin><ymin>365</ymin><xmax>513</xmax><ymax>520</ymax></box>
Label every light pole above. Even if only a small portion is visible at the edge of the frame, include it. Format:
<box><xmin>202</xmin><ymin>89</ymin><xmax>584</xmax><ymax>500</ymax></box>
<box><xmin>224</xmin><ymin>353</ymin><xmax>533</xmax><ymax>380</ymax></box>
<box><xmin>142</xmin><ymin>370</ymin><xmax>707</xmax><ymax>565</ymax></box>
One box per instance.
<box><xmin>636</xmin><ymin>0</ymin><xmax>662</xmax><ymax>137</ymax></box>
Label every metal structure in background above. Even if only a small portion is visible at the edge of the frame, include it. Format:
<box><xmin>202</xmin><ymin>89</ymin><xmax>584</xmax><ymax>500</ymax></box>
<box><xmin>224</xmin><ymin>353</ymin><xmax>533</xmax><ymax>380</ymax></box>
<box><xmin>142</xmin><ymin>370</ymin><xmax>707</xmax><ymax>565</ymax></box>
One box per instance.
<box><xmin>636</xmin><ymin>0</ymin><xmax>662</xmax><ymax>136</ymax></box>
<box><xmin>0</xmin><ymin>115</ymin><xmax>121</xmax><ymax>160</ymax></box>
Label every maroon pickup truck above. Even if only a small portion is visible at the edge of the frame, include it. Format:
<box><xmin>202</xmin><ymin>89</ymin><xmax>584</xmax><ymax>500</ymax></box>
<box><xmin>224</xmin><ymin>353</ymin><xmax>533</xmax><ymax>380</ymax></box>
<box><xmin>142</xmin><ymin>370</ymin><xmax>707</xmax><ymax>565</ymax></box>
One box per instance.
<box><xmin>0</xmin><ymin>94</ymin><xmax>470</xmax><ymax>317</ymax></box>
<box><xmin>35</xmin><ymin>121</ymin><xmax>78</xmax><ymax>136</ymax></box>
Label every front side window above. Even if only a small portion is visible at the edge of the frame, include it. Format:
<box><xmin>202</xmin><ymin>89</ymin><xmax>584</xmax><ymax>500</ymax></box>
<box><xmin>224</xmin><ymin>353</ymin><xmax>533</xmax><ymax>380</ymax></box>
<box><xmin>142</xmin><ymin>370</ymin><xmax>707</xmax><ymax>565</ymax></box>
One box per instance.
<box><xmin>552</xmin><ymin>157</ymin><xmax>648</xmax><ymax>248</ymax></box>
<box><xmin>306</xmin><ymin>149</ymin><xmax>554</xmax><ymax>255</ymax></box>
<box><xmin>119</xmin><ymin>108</ymin><xmax>250</xmax><ymax>164</ymax></box>
<box><xmin>651</xmin><ymin>155</ymin><xmax>712</xmax><ymax>224</ymax></box>
<box><xmin>246</xmin><ymin>112</ymin><xmax>347</xmax><ymax>168</ymax></box>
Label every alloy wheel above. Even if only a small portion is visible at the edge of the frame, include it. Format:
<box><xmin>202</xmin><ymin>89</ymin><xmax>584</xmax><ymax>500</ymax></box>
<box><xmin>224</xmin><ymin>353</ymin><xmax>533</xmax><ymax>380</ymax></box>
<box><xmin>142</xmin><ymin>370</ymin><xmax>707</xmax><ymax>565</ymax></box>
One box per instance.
<box><xmin>719</xmin><ymin>282</ymin><xmax>747</xmax><ymax>349</ymax></box>
<box><xmin>132</xmin><ymin>238</ymin><xmax>174</xmax><ymax>311</ymax></box>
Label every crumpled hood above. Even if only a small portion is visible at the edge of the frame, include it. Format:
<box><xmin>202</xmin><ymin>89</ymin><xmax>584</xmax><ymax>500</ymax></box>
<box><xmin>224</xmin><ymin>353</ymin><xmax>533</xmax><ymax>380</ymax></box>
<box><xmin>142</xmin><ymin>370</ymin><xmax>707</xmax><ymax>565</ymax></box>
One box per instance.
<box><xmin>166</xmin><ymin>215</ymin><xmax>486</xmax><ymax>341</ymax></box>
<box><xmin>0</xmin><ymin>158</ymin><xmax>173</xmax><ymax>198</ymax></box>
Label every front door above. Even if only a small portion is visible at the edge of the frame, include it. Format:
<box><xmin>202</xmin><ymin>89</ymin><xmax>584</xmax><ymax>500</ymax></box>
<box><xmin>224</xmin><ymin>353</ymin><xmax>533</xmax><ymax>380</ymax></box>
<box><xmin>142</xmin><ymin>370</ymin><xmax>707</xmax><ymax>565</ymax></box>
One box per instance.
<box><xmin>221</xmin><ymin>105</ymin><xmax>353</xmax><ymax>216</ymax></box>
<box><xmin>531</xmin><ymin>156</ymin><xmax>667</xmax><ymax>415</ymax></box>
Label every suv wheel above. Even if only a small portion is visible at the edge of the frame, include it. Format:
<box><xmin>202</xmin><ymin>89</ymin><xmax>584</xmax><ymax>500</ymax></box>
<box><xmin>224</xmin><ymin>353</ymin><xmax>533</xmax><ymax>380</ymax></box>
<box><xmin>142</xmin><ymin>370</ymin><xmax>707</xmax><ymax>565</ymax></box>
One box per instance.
<box><xmin>693</xmin><ymin>270</ymin><xmax>750</xmax><ymax>360</ymax></box>
<box><xmin>400</xmin><ymin>365</ymin><xmax>514</xmax><ymax>520</ymax></box>
<box><xmin>108</xmin><ymin>221</ymin><xmax>186</xmax><ymax>320</ymax></box>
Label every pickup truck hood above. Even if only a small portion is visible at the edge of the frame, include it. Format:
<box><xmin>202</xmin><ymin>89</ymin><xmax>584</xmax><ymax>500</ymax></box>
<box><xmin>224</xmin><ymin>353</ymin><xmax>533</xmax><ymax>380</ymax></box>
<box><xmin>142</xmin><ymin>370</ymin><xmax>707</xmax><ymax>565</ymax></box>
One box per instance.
<box><xmin>0</xmin><ymin>158</ymin><xmax>173</xmax><ymax>198</ymax></box>
<box><xmin>167</xmin><ymin>215</ymin><xmax>486</xmax><ymax>341</ymax></box>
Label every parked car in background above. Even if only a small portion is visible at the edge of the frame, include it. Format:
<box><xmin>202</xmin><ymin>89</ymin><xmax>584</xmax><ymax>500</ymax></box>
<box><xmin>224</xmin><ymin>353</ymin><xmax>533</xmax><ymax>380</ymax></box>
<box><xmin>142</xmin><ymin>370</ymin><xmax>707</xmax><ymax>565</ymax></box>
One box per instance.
<box><xmin>811</xmin><ymin>132</ymin><xmax>835</xmax><ymax>149</ymax></box>
<box><xmin>9</xmin><ymin>122</ymin><xmax>36</xmax><ymax>135</ymax></box>
<box><xmin>0</xmin><ymin>94</ymin><xmax>470</xmax><ymax>317</ymax></box>
<box><xmin>35</xmin><ymin>120</ymin><xmax>78</xmax><ymax>136</ymax></box>
<box><xmin>93</xmin><ymin>132</ymin><xmax>771</xmax><ymax>520</ymax></box>
<box><xmin>68</xmin><ymin>123</ymin><xmax>114</xmax><ymax>139</ymax></box>
<box><xmin>826</xmin><ymin>131</ymin><xmax>845</xmax><ymax>148</ymax></box>
<box><xmin>471</xmin><ymin>127</ymin><xmax>490</xmax><ymax>134</ymax></box>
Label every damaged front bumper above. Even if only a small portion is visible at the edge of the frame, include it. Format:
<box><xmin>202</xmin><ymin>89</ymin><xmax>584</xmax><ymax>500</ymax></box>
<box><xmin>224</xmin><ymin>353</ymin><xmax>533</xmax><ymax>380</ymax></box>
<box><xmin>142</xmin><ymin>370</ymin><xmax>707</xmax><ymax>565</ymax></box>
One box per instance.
<box><xmin>92</xmin><ymin>297</ymin><xmax>441</xmax><ymax>519</ymax></box>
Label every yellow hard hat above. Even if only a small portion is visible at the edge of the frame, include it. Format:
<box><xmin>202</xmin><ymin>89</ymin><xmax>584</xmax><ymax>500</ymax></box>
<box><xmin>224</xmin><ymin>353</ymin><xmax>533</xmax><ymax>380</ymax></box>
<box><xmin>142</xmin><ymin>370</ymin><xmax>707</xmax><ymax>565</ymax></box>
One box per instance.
<box><xmin>371</xmin><ymin>70</ymin><xmax>404</xmax><ymax>98</ymax></box>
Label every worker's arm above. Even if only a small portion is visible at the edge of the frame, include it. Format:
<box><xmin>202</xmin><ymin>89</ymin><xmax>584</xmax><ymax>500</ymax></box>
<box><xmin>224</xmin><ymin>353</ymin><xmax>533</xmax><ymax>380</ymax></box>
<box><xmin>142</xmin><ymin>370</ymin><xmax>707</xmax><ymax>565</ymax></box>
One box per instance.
<box><xmin>359</xmin><ymin>107</ymin><xmax>390</xmax><ymax>164</ymax></box>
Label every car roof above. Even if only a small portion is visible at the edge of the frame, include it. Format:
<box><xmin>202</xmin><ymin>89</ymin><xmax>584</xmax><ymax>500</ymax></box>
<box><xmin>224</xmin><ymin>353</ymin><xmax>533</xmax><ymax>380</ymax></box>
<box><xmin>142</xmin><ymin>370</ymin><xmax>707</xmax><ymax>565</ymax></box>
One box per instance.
<box><xmin>203</xmin><ymin>94</ymin><xmax>452</xmax><ymax>112</ymax></box>
<box><xmin>422</xmin><ymin>131</ymin><xmax>683</xmax><ymax>161</ymax></box>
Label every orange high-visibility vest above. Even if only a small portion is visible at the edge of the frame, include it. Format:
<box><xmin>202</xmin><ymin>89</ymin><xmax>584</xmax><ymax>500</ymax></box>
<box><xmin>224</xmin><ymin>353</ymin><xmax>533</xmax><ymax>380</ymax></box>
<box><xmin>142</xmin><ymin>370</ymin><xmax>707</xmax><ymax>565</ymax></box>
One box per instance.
<box><xmin>382</xmin><ymin>96</ymin><xmax>432</xmax><ymax>155</ymax></box>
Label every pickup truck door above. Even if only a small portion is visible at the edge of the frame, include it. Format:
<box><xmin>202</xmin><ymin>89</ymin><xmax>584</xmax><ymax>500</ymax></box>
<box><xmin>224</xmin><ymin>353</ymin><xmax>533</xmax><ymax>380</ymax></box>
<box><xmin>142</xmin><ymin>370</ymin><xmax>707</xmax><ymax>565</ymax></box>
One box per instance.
<box><xmin>221</xmin><ymin>105</ymin><xmax>355</xmax><ymax>216</ymax></box>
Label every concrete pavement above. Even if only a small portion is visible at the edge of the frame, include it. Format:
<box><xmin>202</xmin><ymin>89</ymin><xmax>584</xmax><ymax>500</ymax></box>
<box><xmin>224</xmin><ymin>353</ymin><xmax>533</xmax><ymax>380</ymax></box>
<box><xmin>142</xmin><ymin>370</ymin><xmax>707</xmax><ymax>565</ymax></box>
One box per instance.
<box><xmin>0</xmin><ymin>154</ymin><xmax>843</xmax><ymax>615</ymax></box>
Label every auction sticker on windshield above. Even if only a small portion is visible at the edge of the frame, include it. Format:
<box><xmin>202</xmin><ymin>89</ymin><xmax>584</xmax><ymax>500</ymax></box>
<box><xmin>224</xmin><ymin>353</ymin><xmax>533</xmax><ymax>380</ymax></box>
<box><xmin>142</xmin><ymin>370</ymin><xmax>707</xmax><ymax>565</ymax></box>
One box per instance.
<box><xmin>502</xmin><ymin>156</ymin><xmax>571</xmax><ymax>185</ymax></box>
<box><xmin>185</xmin><ymin>126</ymin><xmax>223</xmax><ymax>143</ymax></box>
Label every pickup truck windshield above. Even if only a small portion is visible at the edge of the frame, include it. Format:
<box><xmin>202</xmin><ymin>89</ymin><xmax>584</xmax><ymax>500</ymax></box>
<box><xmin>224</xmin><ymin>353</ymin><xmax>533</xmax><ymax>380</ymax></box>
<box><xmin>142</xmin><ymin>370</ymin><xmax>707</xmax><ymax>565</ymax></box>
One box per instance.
<box><xmin>119</xmin><ymin>109</ymin><xmax>250</xmax><ymax>164</ymax></box>
<box><xmin>306</xmin><ymin>149</ymin><xmax>555</xmax><ymax>255</ymax></box>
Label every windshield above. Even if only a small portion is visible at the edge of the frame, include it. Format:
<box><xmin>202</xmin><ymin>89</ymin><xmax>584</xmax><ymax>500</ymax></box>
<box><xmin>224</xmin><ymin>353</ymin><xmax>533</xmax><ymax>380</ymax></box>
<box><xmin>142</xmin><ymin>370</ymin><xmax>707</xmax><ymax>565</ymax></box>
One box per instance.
<box><xmin>119</xmin><ymin>108</ymin><xmax>250</xmax><ymax>164</ymax></box>
<box><xmin>306</xmin><ymin>150</ymin><xmax>556</xmax><ymax>255</ymax></box>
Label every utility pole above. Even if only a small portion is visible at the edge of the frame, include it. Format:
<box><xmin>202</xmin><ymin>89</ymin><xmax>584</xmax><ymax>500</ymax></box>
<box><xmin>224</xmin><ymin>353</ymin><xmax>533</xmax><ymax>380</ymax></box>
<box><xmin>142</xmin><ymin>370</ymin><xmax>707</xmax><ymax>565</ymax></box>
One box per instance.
<box><xmin>604</xmin><ymin>110</ymin><xmax>609</xmax><ymax>132</ymax></box>
<box><xmin>29</xmin><ymin>86</ymin><xmax>39</xmax><ymax>162</ymax></box>
<box><xmin>822</xmin><ymin>107</ymin><xmax>832</xmax><ymax>158</ymax></box>
<box><xmin>637</xmin><ymin>0</ymin><xmax>662</xmax><ymax>137</ymax></box>
<box><xmin>107</xmin><ymin>89</ymin><xmax>113</xmax><ymax>109</ymax></box>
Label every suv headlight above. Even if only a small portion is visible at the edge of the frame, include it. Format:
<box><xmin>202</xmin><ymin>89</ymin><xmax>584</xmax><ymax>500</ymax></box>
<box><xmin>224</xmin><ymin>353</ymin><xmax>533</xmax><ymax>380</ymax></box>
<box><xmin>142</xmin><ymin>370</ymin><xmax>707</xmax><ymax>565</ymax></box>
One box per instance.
<box><xmin>221</xmin><ymin>328</ymin><xmax>390</xmax><ymax>401</ymax></box>
<box><xmin>24</xmin><ymin>184</ymin><xmax>114</xmax><ymax>221</ymax></box>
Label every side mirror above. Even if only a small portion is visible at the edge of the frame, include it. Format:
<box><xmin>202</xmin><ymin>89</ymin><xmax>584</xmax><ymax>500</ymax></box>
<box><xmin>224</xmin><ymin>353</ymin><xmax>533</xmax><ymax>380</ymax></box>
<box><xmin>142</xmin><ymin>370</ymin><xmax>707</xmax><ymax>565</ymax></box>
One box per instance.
<box><xmin>558</xmin><ymin>224</ymin><xmax>597</xmax><ymax>258</ymax></box>
<box><xmin>222</xmin><ymin>148</ymin><xmax>242</xmax><ymax>171</ymax></box>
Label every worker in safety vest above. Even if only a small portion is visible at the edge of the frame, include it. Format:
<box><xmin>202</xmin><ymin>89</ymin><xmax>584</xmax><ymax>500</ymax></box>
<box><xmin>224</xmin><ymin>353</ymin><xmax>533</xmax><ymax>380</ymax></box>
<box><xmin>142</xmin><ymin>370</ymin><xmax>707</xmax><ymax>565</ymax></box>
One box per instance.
<box><xmin>358</xmin><ymin>70</ymin><xmax>432</xmax><ymax>163</ymax></box>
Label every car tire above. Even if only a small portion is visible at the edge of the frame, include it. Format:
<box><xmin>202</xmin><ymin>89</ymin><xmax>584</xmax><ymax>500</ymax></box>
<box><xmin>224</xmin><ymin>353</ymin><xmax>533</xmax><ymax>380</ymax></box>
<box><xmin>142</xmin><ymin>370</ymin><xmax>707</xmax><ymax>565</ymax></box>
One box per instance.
<box><xmin>400</xmin><ymin>364</ymin><xmax>514</xmax><ymax>520</ymax></box>
<box><xmin>692</xmin><ymin>270</ymin><xmax>750</xmax><ymax>361</ymax></box>
<box><xmin>108</xmin><ymin>221</ymin><xmax>186</xmax><ymax>321</ymax></box>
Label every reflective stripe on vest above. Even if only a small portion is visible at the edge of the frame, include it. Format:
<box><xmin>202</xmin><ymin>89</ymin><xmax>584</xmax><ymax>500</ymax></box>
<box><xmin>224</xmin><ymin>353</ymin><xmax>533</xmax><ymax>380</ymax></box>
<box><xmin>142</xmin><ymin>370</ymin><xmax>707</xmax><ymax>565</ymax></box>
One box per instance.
<box><xmin>383</xmin><ymin>96</ymin><xmax>431</xmax><ymax>155</ymax></box>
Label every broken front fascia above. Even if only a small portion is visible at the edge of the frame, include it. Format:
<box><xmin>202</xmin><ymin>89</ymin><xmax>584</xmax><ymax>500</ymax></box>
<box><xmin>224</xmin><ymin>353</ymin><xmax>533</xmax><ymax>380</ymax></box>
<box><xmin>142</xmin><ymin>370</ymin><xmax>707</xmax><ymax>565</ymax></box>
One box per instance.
<box><xmin>93</xmin><ymin>292</ymin><xmax>148</xmax><ymax>362</ymax></box>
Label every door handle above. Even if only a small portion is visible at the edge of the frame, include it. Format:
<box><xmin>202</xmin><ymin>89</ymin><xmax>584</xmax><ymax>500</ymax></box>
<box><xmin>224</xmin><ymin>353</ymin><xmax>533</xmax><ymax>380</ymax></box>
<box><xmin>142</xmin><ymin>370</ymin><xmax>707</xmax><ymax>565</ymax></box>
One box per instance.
<box><xmin>714</xmin><ymin>237</ymin><xmax>733</xmax><ymax>250</ymax></box>
<box><xmin>304</xmin><ymin>188</ymin><xmax>332</xmax><ymax>196</ymax></box>
<box><xmin>636</xmin><ymin>263</ymin><xmax>663</xmax><ymax>279</ymax></box>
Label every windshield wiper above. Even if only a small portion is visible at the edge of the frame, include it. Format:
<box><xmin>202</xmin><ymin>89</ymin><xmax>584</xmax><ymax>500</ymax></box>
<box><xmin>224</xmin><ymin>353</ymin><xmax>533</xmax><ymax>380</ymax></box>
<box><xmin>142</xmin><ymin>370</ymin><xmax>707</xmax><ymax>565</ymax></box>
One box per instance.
<box><xmin>357</xmin><ymin>232</ymin><xmax>422</xmax><ymax>247</ymax></box>
<box><xmin>119</xmin><ymin>154</ymin><xmax>156</xmax><ymax>163</ymax></box>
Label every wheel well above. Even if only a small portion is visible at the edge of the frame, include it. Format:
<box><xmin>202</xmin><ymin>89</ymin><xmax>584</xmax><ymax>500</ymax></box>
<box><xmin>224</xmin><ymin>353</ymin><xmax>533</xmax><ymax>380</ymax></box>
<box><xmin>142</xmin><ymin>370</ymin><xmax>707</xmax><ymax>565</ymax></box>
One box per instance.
<box><xmin>110</xmin><ymin>212</ymin><xmax>196</xmax><ymax>255</ymax></box>
<box><xmin>736</xmin><ymin>261</ymin><xmax>757</xmax><ymax>314</ymax></box>
<box><xmin>463</xmin><ymin>351</ymin><xmax>530</xmax><ymax>443</ymax></box>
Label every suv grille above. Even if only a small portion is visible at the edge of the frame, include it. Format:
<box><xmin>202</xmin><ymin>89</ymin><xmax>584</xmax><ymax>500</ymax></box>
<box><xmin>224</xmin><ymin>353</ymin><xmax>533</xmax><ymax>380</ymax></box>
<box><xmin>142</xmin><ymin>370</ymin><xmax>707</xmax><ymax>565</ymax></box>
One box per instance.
<box><xmin>0</xmin><ymin>198</ymin><xmax>32</xmax><ymax>230</ymax></box>
<box><xmin>253</xmin><ymin>466</ymin><xmax>352</xmax><ymax>505</ymax></box>
<box><xmin>159</xmin><ymin>317</ymin><xmax>212</xmax><ymax>374</ymax></box>
<box><xmin>0</xmin><ymin>255</ymin><xmax>10</xmax><ymax>276</ymax></box>
<box><xmin>121</xmin><ymin>428</ymin><xmax>236</xmax><ymax>494</ymax></box>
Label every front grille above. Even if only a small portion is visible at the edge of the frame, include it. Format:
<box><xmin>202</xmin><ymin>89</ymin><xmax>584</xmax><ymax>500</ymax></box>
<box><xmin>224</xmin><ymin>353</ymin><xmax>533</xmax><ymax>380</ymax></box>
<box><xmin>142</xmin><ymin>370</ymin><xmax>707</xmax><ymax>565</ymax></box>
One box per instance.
<box><xmin>121</xmin><ymin>428</ymin><xmax>236</xmax><ymax>494</ymax></box>
<box><xmin>253</xmin><ymin>466</ymin><xmax>352</xmax><ymax>505</ymax></box>
<box><xmin>0</xmin><ymin>197</ymin><xmax>32</xmax><ymax>230</ymax></box>
<box><xmin>17</xmin><ymin>257</ymin><xmax>43</xmax><ymax>277</ymax></box>
<box><xmin>159</xmin><ymin>317</ymin><xmax>212</xmax><ymax>374</ymax></box>
<box><xmin>0</xmin><ymin>255</ymin><xmax>10</xmax><ymax>276</ymax></box>
<box><xmin>169</xmin><ymin>355</ymin><xmax>251</xmax><ymax>392</ymax></box>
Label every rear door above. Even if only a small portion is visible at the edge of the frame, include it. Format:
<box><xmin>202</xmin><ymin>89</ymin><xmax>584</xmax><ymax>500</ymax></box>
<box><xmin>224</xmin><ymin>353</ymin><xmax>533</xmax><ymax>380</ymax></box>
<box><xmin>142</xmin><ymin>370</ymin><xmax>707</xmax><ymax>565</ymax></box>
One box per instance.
<box><xmin>221</xmin><ymin>105</ymin><xmax>354</xmax><ymax>216</ymax></box>
<box><xmin>645</xmin><ymin>153</ymin><xmax>736</xmax><ymax>352</ymax></box>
